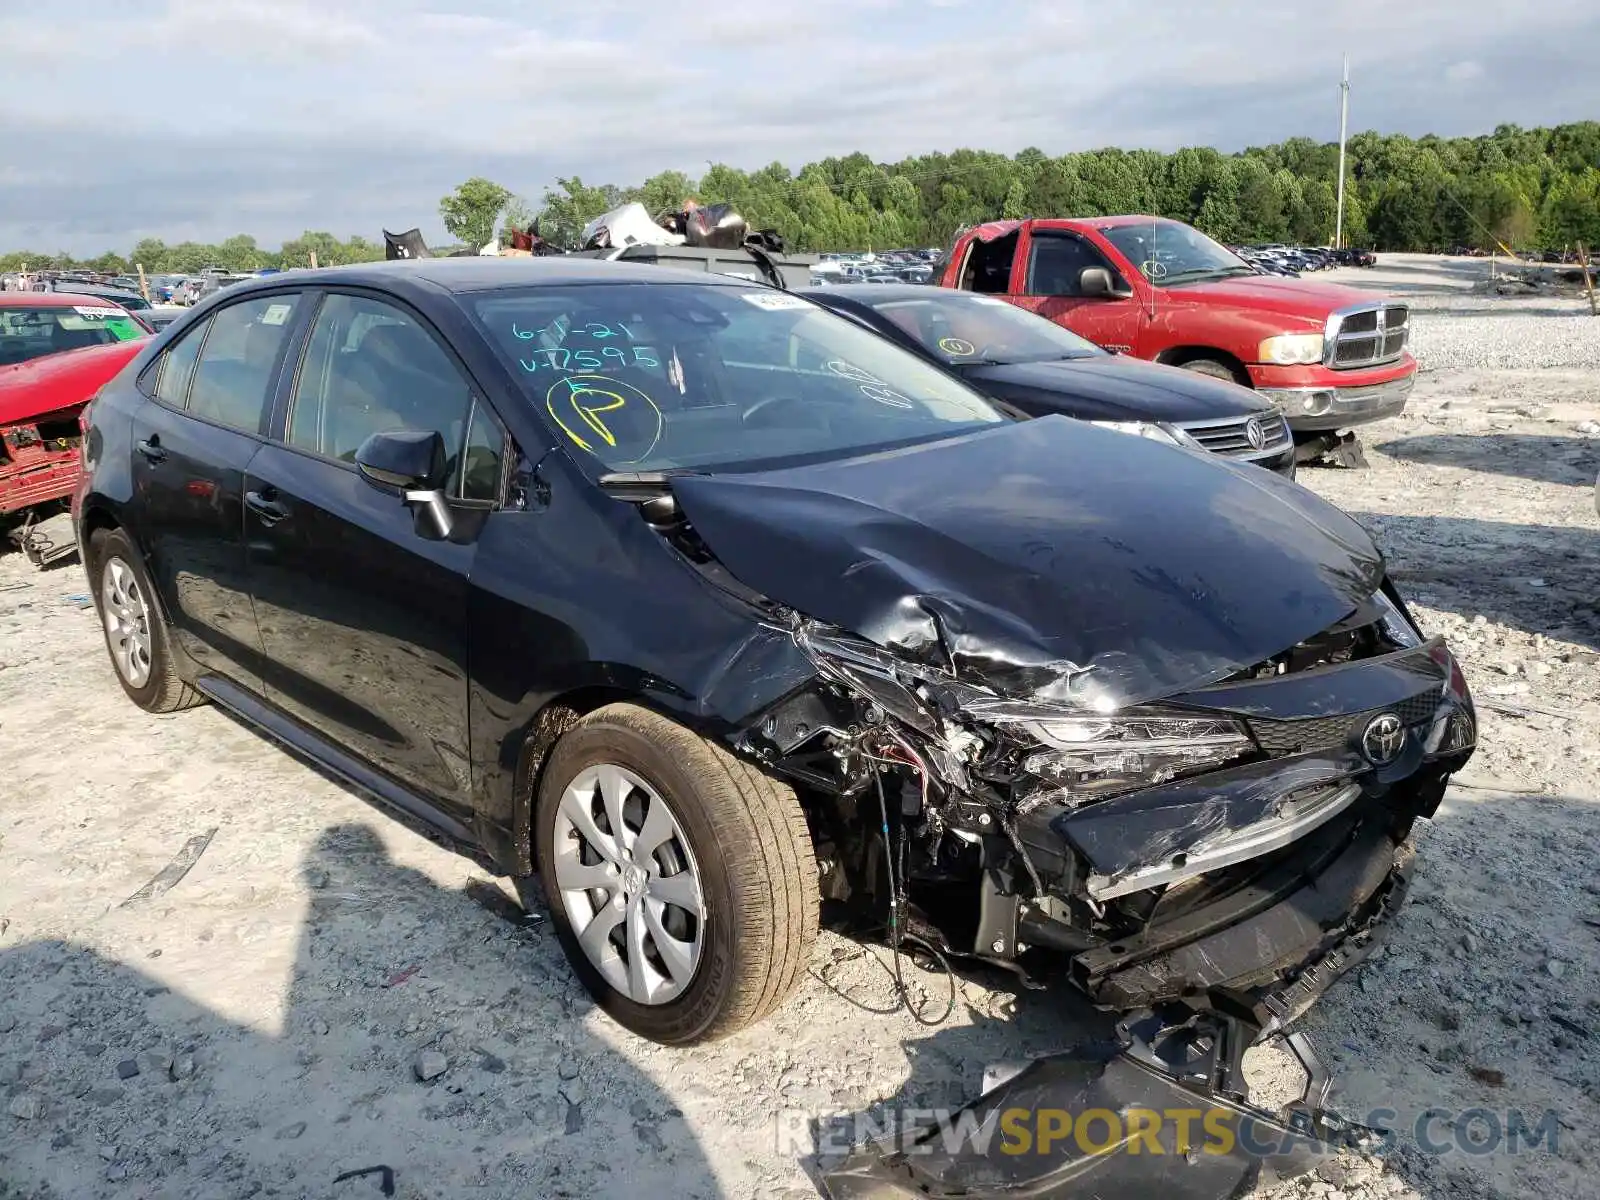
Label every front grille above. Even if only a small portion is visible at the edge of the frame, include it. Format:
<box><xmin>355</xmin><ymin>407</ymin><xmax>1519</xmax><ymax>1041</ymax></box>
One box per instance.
<box><xmin>1327</xmin><ymin>304</ymin><xmax>1409</xmax><ymax>370</ymax></box>
<box><xmin>1178</xmin><ymin>411</ymin><xmax>1291</xmax><ymax>458</ymax></box>
<box><xmin>1249</xmin><ymin>690</ymin><xmax>1440</xmax><ymax>757</ymax></box>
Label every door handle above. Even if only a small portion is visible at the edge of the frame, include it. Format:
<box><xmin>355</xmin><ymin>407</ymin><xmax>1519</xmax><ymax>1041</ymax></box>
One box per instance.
<box><xmin>135</xmin><ymin>436</ymin><xmax>168</xmax><ymax>464</ymax></box>
<box><xmin>245</xmin><ymin>489</ymin><xmax>291</xmax><ymax>526</ymax></box>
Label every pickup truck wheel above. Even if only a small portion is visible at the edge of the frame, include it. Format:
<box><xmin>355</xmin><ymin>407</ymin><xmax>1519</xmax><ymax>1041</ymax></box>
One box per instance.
<box><xmin>531</xmin><ymin>702</ymin><xmax>819</xmax><ymax>1045</ymax></box>
<box><xmin>1177</xmin><ymin>357</ymin><xmax>1245</xmax><ymax>385</ymax></box>
<box><xmin>87</xmin><ymin>528</ymin><xmax>204</xmax><ymax>713</ymax></box>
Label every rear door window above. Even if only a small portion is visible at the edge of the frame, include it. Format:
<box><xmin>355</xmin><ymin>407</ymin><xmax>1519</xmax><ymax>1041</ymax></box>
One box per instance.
<box><xmin>186</xmin><ymin>294</ymin><xmax>301</xmax><ymax>433</ymax></box>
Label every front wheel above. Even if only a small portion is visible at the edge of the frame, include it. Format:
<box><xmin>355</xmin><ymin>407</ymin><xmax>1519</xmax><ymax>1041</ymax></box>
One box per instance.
<box><xmin>531</xmin><ymin>703</ymin><xmax>819</xmax><ymax>1045</ymax></box>
<box><xmin>1177</xmin><ymin>357</ymin><xmax>1245</xmax><ymax>385</ymax></box>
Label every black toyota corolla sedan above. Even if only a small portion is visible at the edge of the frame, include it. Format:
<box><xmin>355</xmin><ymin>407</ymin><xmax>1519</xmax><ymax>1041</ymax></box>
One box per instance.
<box><xmin>801</xmin><ymin>283</ymin><xmax>1297</xmax><ymax>477</ymax></box>
<box><xmin>74</xmin><ymin>259</ymin><xmax>1474</xmax><ymax>1199</ymax></box>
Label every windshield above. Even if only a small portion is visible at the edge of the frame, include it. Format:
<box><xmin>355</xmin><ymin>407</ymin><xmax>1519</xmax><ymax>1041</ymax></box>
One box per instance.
<box><xmin>469</xmin><ymin>283</ymin><xmax>1005</xmax><ymax>472</ymax></box>
<box><xmin>855</xmin><ymin>292</ymin><xmax>1102</xmax><ymax>365</ymax></box>
<box><xmin>1100</xmin><ymin>219</ymin><xmax>1255</xmax><ymax>285</ymax></box>
<box><xmin>0</xmin><ymin>304</ymin><xmax>146</xmax><ymax>366</ymax></box>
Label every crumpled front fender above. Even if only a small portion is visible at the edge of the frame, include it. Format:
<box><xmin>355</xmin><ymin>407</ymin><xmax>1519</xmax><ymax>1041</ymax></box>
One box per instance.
<box><xmin>819</xmin><ymin>1014</ymin><xmax>1374</xmax><ymax>1200</ymax></box>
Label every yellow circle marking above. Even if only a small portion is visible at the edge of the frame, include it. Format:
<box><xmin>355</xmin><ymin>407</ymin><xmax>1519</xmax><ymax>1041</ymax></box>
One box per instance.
<box><xmin>545</xmin><ymin>374</ymin><xmax>664</xmax><ymax>464</ymax></box>
<box><xmin>938</xmin><ymin>337</ymin><xmax>976</xmax><ymax>356</ymax></box>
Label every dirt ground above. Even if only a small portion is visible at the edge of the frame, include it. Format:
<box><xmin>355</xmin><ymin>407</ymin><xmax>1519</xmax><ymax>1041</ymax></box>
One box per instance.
<box><xmin>1</xmin><ymin>256</ymin><xmax>1597</xmax><ymax>1200</ymax></box>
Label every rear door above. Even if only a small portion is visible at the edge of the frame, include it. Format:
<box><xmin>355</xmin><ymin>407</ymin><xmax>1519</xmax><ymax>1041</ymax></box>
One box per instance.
<box><xmin>128</xmin><ymin>292</ymin><xmax>305</xmax><ymax>692</ymax></box>
<box><xmin>245</xmin><ymin>289</ymin><xmax>490</xmax><ymax>814</ymax></box>
<box><xmin>1011</xmin><ymin>226</ymin><xmax>1144</xmax><ymax>354</ymax></box>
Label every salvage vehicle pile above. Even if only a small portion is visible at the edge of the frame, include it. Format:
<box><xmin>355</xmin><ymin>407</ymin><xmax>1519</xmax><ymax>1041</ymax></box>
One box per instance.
<box><xmin>0</xmin><ymin>249</ymin><xmax>1593</xmax><ymax>1200</ymax></box>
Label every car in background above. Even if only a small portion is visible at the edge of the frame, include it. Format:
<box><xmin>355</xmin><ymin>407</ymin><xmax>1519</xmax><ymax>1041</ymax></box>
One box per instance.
<box><xmin>0</xmin><ymin>294</ymin><xmax>151</xmax><ymax>366</ymax></box>
<box><xmin>938</xmin><ymin>217</ymin><xmax>1417</xmax><ymax>460</ymax></box>
<box><xmin>49</xmin><ymin>283</ymin><xmax>154</xmax><ymax>314</ymax></box>
<box><xmin>803</xmin><ymin>284</ymin><xmax>1296</xmax><ymax>476</ymax></box>
<box><xmin>0</xmin><ymin>294</ymin><xmax>151</xmax><ymax>556</ymax></box>
<box><xmin>2</xmin><ymin>336</ymin><xmax>148</xmax><ymax>558</ymax></box>
<box><xmin>140</xmin><ymin>305</ymin><xmax>187</xmax><ymax>332</ymax></box>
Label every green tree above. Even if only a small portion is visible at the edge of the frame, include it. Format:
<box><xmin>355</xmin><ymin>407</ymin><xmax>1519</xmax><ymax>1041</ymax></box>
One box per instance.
<box><xmin>439</xmin><ymin>177</ymin><xmax>513</xmax><ymax>250</ymax></box>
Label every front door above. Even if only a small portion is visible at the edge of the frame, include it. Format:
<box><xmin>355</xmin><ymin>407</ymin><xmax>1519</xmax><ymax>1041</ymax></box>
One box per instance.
<box><xmin>245</xmin><ymin>290</ymin><xmax>486</xmax><ymax>814</ymax></box>
<box><xmin>129</xmin><ymin>292</ymin><xmax>304</xmax><ymax>692</ymax></box>
<box><xmin>1011</xmin><ymin>228</ymin><xmax>1144</xmax><ymax>354</ymax></box>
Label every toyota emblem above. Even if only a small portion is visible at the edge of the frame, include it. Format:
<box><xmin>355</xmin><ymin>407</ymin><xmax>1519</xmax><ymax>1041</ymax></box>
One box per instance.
<box><xmin>1245</xmin><ymin>417</ymin><xmax>1266</xmax><ymax>451</ymax></box>
<box><xmin>1360</xmin><ymin>713</ymin><xmax>1406</xmax><ymax>765</ymax></box>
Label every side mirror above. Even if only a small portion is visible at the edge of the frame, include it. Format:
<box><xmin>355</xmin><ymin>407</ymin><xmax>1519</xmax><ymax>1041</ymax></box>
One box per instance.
<box><xmin>355</xmin><ymin>429</ymin><xmax>445</xmax><ymax>490</ymax></box>
<box><xmin>355</xmin><ymin>429</ymin><xmax>454</xmax><ymax>538</ymax></box>
<box><xmin>1078</xmin><ymin>267</ymin><xmax>1127</xmax><ymax>298</ymax></box>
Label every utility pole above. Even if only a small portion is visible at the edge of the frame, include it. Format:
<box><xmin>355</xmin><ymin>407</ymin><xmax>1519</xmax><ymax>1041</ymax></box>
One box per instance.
<box><xmin>1334</xmin><ymin>54</ymin><xmax>1350</xmax><ymax>250</ymax></box>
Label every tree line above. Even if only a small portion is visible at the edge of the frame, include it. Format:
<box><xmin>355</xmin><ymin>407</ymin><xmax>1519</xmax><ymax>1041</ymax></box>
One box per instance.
<box><xmin>6</xmin><ymin>122</ymin><xmax>1597</xmax><ymax>275</ymax></box>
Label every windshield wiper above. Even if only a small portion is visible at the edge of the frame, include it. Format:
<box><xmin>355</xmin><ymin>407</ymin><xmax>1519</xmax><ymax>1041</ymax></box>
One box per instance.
<box><xmin>596</xmin><ymin>469</ymin><xmax>700</xmax><ymax>500</ymax></box>
<box><xmin>1161</xmin><ymin>266</ymin><xmax>1257</xmax><ymax>284</ymax></box>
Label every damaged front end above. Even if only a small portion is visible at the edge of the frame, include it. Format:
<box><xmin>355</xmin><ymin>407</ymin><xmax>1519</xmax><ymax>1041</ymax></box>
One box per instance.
<box><xmin>746</xmin><ymin>599</ymin><xmax>1471</xmax><ymax>1198</ymax></box>
<box><xmin>740</xmin><ymin>585</ymin><xmax>1473</xmax><ymax>1009</ymax></box>
<box><xmin>637</xmin><ymin>419</ymin><xmax>1476</xmax><ymax>1197</ymax></box>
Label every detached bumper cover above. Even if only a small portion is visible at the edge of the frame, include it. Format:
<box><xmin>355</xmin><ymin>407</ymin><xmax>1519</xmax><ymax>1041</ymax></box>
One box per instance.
<box><xmin>820</xmin><ymin>1014</ymin><xmax>1377</xmax><ymax>1200</ymax></box>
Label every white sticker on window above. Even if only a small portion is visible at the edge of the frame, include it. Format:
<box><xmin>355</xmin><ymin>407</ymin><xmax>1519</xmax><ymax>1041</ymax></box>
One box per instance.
<box><xmin>261</xmin><ymin>303</ymin><xmax>293</xmax><ymax>326</ymax></box>
<box><xmin>739</xmin><ymin>292</ymin><xmax>812</xmax><ymax>311</ymax></box>
<box><xmin>969</xmin><ymin>296</ymin><xmax>1013</xmax><ymax>306</ymax></box>
<box><xmin>73</xmin><ymin>306</ymin><xmax>125</xmax><ymax>318</ymax></box>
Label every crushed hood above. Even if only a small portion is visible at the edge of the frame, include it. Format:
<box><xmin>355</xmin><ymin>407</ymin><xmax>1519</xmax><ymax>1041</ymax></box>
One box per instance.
<box><xmin>0</xmin><ymin>340</ymin><xmax>146</xmax><ymax>426</ymax></box>
<box><xmin>962</xmin><ymin>356</ymin><xmax>1269</xmax><ymax>423</ymax></box>
<box><xmin>670</xmin><ymin>417</ymin><xmax>1382</xmax><ymax>710</ymax></box>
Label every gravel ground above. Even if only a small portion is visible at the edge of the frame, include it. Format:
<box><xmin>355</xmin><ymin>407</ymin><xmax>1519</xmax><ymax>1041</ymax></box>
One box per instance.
<box><xmin>1</xmin><ymin>256</ymin><xmax>1597</xmax><ymax>1200</ymax></box>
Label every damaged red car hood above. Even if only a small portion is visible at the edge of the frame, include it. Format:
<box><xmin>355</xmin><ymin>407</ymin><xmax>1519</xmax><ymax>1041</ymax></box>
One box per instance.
<box><xmin>0</xmin><ymin>339</ymin><xmax>147</xmax><ymax>425</ymax></box>
<box><xmin>670</xmin><ymin>416</ymin><xmax>1384</xmax><ymax>710</ymax></box>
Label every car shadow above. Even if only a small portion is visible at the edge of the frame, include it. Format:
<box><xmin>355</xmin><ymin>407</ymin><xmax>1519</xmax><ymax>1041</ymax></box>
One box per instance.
<box><xmin>1346</xmin><ymin>510</ymin><xmax>1600</xmax><ymax>650</ymax></box>
<box><xmin>0</xmin><ymin>824</ymin><xmax>726</xmax><ymax>1199</ymax></box>
<box><xmin>1377</xmin><ymin>433</ymin><xmax>1599</xmax><ymax>489</ymax></box>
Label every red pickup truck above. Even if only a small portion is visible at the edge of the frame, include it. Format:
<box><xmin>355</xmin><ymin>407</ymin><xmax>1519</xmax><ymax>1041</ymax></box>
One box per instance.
<box><xmin>937</xmin><ymin>217</ymin><xmax>1417</xmax><ymax>455</ymax></box>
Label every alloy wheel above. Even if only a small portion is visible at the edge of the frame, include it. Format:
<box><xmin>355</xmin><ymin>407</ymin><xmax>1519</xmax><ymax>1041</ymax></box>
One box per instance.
<box><xmin>101</xmin><ymin>557</ymin><xmax>153</xmax><ymax>688</ymax></box>
<box><xmin>551</xmin><ymin>763</ymin><xmax>705</xmax><ymax>1005</ymax></box>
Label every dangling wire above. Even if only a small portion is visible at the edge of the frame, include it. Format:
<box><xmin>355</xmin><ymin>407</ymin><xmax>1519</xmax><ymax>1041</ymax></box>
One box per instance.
<box><xmin>873</xmin><ymin>769</ymin><xmax>957</xmax><ymax>1027</ymax></box>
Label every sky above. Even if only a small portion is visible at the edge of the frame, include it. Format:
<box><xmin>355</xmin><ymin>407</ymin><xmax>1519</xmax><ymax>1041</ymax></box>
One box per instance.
<box><xmin>3</xmin><ymin>0</ymin><xmax>1598</xmax><ymax>255</ymax></box>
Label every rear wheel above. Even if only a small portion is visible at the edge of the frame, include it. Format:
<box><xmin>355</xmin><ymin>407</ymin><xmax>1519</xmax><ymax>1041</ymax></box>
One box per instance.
<box><xmin>531</xmin><ymin>702</ymin><xmax>818</xmax><ymax>1045</ymax></box>
<box><xmin>88</xmin><ymin>528</ymin><xmax>204</xmax><ymax>713</ymax></box>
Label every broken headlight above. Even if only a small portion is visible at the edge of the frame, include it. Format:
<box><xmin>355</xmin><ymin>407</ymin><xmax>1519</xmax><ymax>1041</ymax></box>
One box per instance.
<box><xmin>1372</xmin><ymin>588</ymin><xmax>1423</xmax><ymax>647</ymax></box>
<box><xmin>966</xmin><ymin>701</ymin><xmax>1253</xmax><ymax>802</ymax></box>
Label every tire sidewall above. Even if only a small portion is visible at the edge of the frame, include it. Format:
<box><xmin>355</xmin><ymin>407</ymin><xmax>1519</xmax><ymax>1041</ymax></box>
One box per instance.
<box><xmin>534</xmin><ymin>718</ymin><xmax>741</xmax><ymax>1045</ymax></box>
<box><xmin>1179</xmin><ymin>357</ymin><xmax>1242</xmax><ymax>384</ymax></box>
<box><xmin>88</xmin><ymin>528</ymin><xmax>167</xmax><ymax>709</ymax></box>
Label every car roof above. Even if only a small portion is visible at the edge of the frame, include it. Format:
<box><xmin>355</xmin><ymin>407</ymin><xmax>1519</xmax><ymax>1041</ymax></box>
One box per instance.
<box><xmin>213</xmin><ymin>256</ymin><xmax>761</xmax><ymax>300</ymax></box>
<box><xmin>0</xmin><ymin>291</ymin><xmax>133</xmax><ymax>309</ymax></box>
<box><xmin>800</xmin><ymin>284</ymin><xmax>976</xmax><ymax>303</ymax></box>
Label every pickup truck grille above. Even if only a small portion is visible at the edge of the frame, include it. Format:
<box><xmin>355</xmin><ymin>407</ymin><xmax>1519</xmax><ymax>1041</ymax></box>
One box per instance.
<box><xmin>1177</xmin><ymin>411</ymin><xmax>1291</xmax><ymax>459</ymax></box>
<box><xmin>1327</xmin><ymin>304</ymin><xmax>1409</xmax><ymax>369</ymax></box>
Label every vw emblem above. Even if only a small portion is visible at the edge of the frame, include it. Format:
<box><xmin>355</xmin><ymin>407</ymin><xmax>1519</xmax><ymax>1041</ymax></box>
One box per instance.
<box><xmin>1360</xmin><ymin>713</ymin><xmax>1406</xmax><ymax>765</ymax></box>
<box><xmin>1244</xmin><ymin>416</ymin><xmax>1266</xmax><ymax>451</ymax></box>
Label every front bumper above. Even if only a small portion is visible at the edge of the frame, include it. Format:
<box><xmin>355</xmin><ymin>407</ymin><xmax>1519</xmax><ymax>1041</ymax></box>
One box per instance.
<box><xmin>1256</xmin><ymin>374</ymin><xmax>1416</xmax><ymax>432</ymax></box>
<box><xmin>820</xmin><ymin>1008</ymin><xmax>1378</xmax><ymax>1200</ymax></box>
